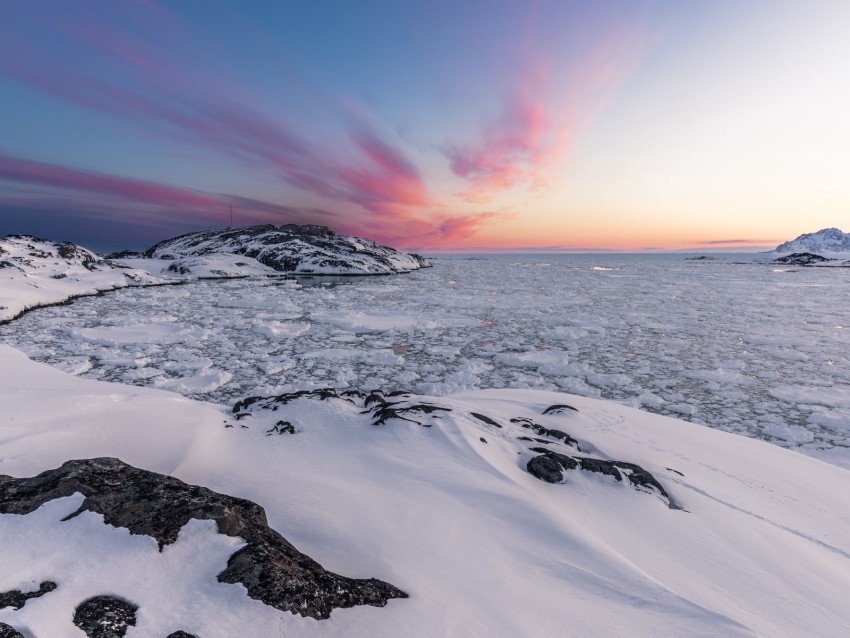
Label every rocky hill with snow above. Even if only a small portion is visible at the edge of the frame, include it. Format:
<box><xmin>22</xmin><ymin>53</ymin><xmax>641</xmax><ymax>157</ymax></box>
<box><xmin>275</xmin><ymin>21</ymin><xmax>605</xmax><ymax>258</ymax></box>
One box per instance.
<box><xmin>144</xmin><ymin>225</ymin><xmax>431</xmax><ymax>275</ymax></box>
<box><xmin>0</xmin><ymin>226</ymin><xmax>430</xmax><ymax>322</ymax></box>
<box><xmin>0</xmin><ymin>235</ymin><xmax>163</xmax><ymax>323</ymax></box>
<box><xmin>774</xmin><ymin>227</ymin><xmax>850</xmax><ymax>253</ymax></box>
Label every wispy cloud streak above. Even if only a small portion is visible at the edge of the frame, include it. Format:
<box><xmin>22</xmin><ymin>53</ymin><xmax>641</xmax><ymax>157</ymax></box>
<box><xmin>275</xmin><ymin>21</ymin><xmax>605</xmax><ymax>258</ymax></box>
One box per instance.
<box><xmin>0</xmin><ymin>2</ymin><xmax>486</xmax><ymax>247</ymax></box>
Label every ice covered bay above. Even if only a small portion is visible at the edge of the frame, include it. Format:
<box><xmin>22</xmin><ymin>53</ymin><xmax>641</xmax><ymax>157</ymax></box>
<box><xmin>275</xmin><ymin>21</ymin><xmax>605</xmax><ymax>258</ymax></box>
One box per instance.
<box><xmin>3</xmin><ymin>253</ymin><xmax>849</xmax><ymax>465</ymax></box>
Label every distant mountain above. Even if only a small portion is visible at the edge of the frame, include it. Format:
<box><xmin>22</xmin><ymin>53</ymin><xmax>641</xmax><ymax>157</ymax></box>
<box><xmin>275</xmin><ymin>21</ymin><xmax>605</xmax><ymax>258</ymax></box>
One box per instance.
<box><xmin>773</xmin><ymin>227</ymin><xmax>850</xmax><ymax>253</ymax></box>
<box><xmin>145</xmin><ymin>224</ymin><xmax>431</xmax><ymax>275</ymax></box>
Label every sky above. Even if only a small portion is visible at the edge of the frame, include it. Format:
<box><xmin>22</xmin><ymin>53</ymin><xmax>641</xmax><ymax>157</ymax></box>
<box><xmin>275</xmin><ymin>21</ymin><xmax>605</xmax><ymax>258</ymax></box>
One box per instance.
<box><xmin>0</xmin><ymin>0</ymin><xmax>848</xmax><ymax>253</ymax></box>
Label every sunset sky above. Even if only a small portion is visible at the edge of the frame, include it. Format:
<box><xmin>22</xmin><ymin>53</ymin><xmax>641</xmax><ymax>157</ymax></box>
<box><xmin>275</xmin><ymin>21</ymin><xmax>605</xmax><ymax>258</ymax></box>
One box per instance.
<box><xmin>1</xmin><ymin>0</ymin><xmax>847</xmax><ymax>252</ymax></box>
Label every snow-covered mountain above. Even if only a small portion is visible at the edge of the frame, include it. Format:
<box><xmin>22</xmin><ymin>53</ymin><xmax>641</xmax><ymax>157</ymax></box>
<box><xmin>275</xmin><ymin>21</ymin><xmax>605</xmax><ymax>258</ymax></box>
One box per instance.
<box><xmin>773</xmin><ymin>227</ymin><xmax>850</xmax><ymax>253</ymax></box>
<box><xmin>144</xmin><ymin>224</ymin><xmax>431</xmax><ymax>275</ymax></box>
<box><xmin>0</xmin><ymin>346</ymin><xmax>848</xmax><ymax>637</ymax></box>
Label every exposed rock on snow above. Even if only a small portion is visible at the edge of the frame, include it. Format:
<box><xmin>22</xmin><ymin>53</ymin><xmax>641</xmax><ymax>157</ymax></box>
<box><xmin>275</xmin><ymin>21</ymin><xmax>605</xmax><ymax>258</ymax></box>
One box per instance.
<box><xmin>773</xmin><ymin>252</ymin><xmax>832</xmax><ymax>266</ymax></box>
<box><xmin>774</xmin><ymin>227</ymin><xmax>850</xmax><ymax>253</ymax></box>
<box><xmin>510</xmin><ymin>417</ymin><xmax>580</xmax><ymax>449</ymax></box>
<box><xmin>145</xmin><ymin>224</ymin><xmax>431</xmax><ymax>275</ymax></box>
<box><xmin>527</xmin><ymin>451</ymin><xmax>674</xmax><ymax>506</ymax></box>
<box><xmin>0</xmin><ymin>622</ymin><xmax>24</xmax><ymax>638</ymax></box>
<box><xmin>73</xmin><ymin>595</ymin><xmax>138</xmax><ymax>638</ymax></box>
<box><xmin>542</xmin><ymin>403</ymin><xmax>579</xmax><ymax>414</ymax></box>
<box><xmin>234</xmin><ymin>388</ymin><xmax>673</xmax><ymax>506</ymax></box>
<box><xmin>0</xmin><ymin>581</ymin><xmax>57</xmax><ymax>611</ymax></box>
<box><xmin>103</xmin><ymin>250</ymin><xmax>144</xmax><ymax>260</ymax></box>
<box><xmin>0</xmin><ymin>458</ymin><xmax>407</xmax><ymax>620</ymax></box>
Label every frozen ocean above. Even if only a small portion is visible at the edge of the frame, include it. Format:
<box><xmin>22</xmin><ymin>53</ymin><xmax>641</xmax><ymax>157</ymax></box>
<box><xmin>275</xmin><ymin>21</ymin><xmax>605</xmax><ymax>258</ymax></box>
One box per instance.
<box><xmin>4</xmin><ymin>253</ymin><xmax>849</xmax><ymax>464</ymax></box>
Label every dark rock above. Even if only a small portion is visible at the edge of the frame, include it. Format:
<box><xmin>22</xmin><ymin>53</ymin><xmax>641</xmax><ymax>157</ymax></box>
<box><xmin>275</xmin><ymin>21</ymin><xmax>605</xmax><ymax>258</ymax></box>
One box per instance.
<box><xmin>527</xmin><ymin>452</ymin><xmax>577</xmax><ymax>483</ymax></box>
<box><xmin>0</xmin><ymin>622</ymin><xmax>24</xmax><ymax>638</ymax></box>
<box><xmin>479</xmin><ymin>437</ymin><xmax>487</xmax><ymax>443</ymax></box>
<box><xmin>526</xmin><ymin>452</ymin><xmax>674</xmax><ymax>507</ymax></box>
<box><xmin>268</xmin><ymin>420</ymin><xmax>296</xmax><ymax>435</ymax></box>
<box><xmin>364</xmin><ymin>393</ymin><xmax>387</xmax><ymax>408</ymax></box>
<box><xmin>73</xmin><ymin>595</ymin><xmax>137</xmax><ymax>638</ymax></box>
<box><xmin>774</xmin><ymin>252</ymin><xmax>832</xmax><ymax>266</ymax></box>
<box><xmin>371</xmin><ymin>403</ymin><xmax>451</xmax><ymax>427</ymax></box>
<box><xmin>56</xmin><ymin>242</ymin><xmax>98</xmax><ymax>270</ymax></box>
<box><xmin>542</xmin><ymin>404</ymin><xmax>579</xmax><ymax>415</ymax></box>
<box><xmin>510</xmin><ymin>417</ymin><xmax>579</xmax><ymax>449</ymax></box>
<box><xmin>0</xmin><ymin>580</ymin><xmax>57</xmax><ymax>610</ymax></box>
<box><xmin>0</xmin><ymin>458</ymin><xmax>407</xmax><ymax>620</ymax></box>
<box><xmin>166</xmin><ymin>632</ymin><xmax>197</xmax><ymax>638</ymax></box>
<box><xmin>233</xmin><ymin>389</ymin><xmax>346</xmax><ymax>415</ymax></box>
<box><xmin>167</xmin><ymin>262</ymin><xmax>192</xmax><ymax>275</ymax></box>
<box><xmin>470</xmin><ymin>412</ymin><xmax>502</xmax><ymax>428</ymax></box>
<box><xmin>104</xmin><ymin>250</ymin><xmax>144</xmax><ymax>260</ymax></box>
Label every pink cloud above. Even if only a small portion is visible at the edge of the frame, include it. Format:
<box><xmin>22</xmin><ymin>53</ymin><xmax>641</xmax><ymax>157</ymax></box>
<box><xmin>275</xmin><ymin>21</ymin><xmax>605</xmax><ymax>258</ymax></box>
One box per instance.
<box><xmin>447</xmin><ymin>91</ymin><xmax>559</xmax><ymax>200</ymax></box>
<box><xmin>446</xmin><ymin>25</ymin><xmax>649</xmax><ymax>202</ymax></box>
<box><xmin>0</xmin><ymin>155</ymin><xmax>220</xmax><ymax>210</ymax></box>
<box><xmin>0</xmin><ymin>154</ymin><xmax>332</xmax><ymax>226</ymax></box>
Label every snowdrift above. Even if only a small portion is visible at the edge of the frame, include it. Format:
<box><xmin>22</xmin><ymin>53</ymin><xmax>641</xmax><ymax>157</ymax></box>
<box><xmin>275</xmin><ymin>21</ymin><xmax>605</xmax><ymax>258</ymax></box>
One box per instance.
<box><xmin>1</xmin><ymin>346</ymin><xmax>848</xmax><ymax>637</ymax></box>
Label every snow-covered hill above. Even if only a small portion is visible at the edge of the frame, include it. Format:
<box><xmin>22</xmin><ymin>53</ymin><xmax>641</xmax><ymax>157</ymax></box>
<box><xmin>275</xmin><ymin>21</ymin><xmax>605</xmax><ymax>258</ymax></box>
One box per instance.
<box><xmin>774</xmin><ymin>227</ymin><xmax>850</xmax><ymax>253</ymax></box>
<box><xmin>0</xmin><ymin>345</ymin><xmax>848</xmax><ymax>637</ymax></box>
<box><xmin>1</xmin><ymin>226</ymin><xmax>430</xmax><ymax>323</ymax></box>
<box><xmin>144</xmin><ymin>225</ymin><xmax>431</xmax><ymax>275</ymax></box>
<box><xmin>0</xmin><ymin>235</ymin><xmax>164</xmax><ymax>323</ymax></box>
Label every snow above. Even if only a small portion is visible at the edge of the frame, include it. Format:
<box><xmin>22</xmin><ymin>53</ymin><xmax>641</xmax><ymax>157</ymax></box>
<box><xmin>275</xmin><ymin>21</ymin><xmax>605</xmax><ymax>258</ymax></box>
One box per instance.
<box><xmin>0</xmin><ymin>346</ymin><xmax>849</xmax><ymax>636</ymax></box>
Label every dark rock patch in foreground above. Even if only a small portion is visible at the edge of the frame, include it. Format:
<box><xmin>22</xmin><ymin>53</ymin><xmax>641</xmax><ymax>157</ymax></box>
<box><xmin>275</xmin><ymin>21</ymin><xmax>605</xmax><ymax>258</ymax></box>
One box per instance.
<box><xmin>73</xmin><ymin>595</ymin><xmax>137</xmax><ymax>638</ymax></box>
<box><xmin>0</xmin><ymin>581</ymin><xmax>57</xmax><ymax>610</ymax></box>
<box><xmin>0</xmin><ymin>458</ymin><xmax>407</xmax><ymax>620</ymax></box>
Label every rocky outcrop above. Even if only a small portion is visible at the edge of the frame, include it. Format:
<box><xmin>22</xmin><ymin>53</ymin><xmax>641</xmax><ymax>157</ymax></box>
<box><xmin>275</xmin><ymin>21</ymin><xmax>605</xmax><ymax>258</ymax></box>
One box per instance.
<box><xmin>0</xmin><ymin>581</ymin><xmax>57</xmax><ymax>610</ymax></box>
<box><xmin>527</xmin><ymin>450</ymin><xmax>675</xmax><ymax>507</ymax></box>
<box><xmin>73</xmin><ymin>595</ymin><xmax>138</xmax><ymax>638</ymax></box>
<box><xmin>0</xmin><ymin>622</ymin><xmax>24</xmax><ymax>638</ymax></box>
<box><xmin>773</xmin><ymin>252</ymin><xmax>832</xmax><ymax>266</ymax></box>
<box><xmin>0</xmin><ymin>458</ymin><xmax>407</xmax><ymax>620</ymax></box>
<box><xmin>144</xmin><ymin>224</ymin><xmax>431</xmax><ymax>275</ymax></box>
<box><xmin>233</xmin><ymin>389</ymin><xmax>673</xmax><ymax>508</ymax></box>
